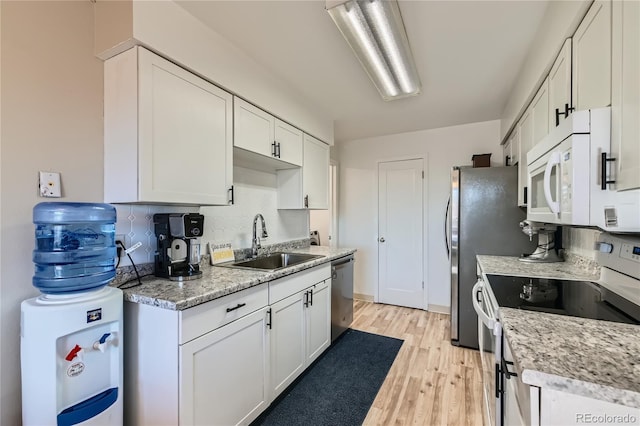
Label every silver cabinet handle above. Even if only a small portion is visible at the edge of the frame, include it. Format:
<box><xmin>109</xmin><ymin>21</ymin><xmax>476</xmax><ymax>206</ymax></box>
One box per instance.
<box><xmin>379</xmin><ymin>237</ymin><xmax>385</xmax><ymax>243</ymax></box>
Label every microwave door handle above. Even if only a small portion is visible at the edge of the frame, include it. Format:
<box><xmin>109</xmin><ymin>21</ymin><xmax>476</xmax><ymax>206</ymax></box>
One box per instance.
<box><xmin>472</xmin><ymin>279</ymin><xmax>495</xmax><ymax>329</ymax></box>
<box><xmin>543</xmin><ymin>152</ymin><xmax>561</xmax><ymax>215</ymax></box>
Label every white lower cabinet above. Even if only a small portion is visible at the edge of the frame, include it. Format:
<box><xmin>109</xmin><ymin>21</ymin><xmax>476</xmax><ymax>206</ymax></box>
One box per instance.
<box><xmin>180</xmin><ymin>307</ymin><xmax>270</xmax><ymax>426</ymax></box>
<box><xmin>124</xmin><ymin>264</ymin><xmax>332</xmax><ymax>426</ymax></box>
<box><xmin>269</xmin><ymin>265</ymin><xmax>332</xmax><ymax>399</ymax></box>
<box><xmin>270</xmin><ymin>292</ymin><xmax>306</xmax><ymax>397</ymax></box>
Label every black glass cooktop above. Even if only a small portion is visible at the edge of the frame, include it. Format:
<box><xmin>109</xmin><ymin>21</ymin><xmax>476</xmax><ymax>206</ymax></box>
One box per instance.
<box><xmin>485</xmin><ymin>274</ymin><xmax>640</xmax><ymax>325</ymax></box>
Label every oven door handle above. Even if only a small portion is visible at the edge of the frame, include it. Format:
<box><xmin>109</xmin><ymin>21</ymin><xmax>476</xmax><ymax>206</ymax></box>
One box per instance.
<box><xmin>472</xmin><ymin>279</ymin><xmax>495</xmax><ymax>329</ymax></box>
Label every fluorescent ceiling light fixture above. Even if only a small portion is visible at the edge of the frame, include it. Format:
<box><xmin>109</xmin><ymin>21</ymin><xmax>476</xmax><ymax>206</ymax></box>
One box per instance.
<box><xmin>327</xmin><ymin>0</ymin><xmax>421</xmax><ymax>101</ymax></box>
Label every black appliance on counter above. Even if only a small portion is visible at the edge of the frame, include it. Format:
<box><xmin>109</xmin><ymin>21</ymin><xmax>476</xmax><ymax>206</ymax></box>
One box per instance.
<box><xmin>154</xmin><ymin>213</ymin><xmax>204</xmax><ymax>281</ymax></box>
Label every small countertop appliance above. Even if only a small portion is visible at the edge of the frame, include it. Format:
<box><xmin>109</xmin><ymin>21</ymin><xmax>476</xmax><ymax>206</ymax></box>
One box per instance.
<box><xmin>518</xmin><ymin>220</ymin><xmax>562</xmax><ymax>263</ymax></box>
<box><xmin>154</xmin><ymin>213</ymin><xmax>204</xmax><ymax>281</ymax></box>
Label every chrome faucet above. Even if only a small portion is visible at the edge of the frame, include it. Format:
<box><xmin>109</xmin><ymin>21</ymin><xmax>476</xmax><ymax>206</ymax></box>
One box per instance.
<box><xmin>252</xmin><ymin>214</ymin><xmax>268</xmax><ymax>258</ymax></box>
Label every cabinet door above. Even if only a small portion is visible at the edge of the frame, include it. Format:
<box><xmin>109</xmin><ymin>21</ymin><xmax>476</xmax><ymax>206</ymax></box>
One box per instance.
<box><xmin>573</xmin><ymin>0</ymin><xmax>611</xmax><ymax>111</ymax></box>
<box><xmin>503</xmin><ymin>137</ymin><xmax>513</xmax><ymax>166</ymax></box>
<box><xmin>306</xmin><ymin>280</ymin><xmax>331</xmax><ymax>365</ymax></box>
<box><xmin>234</xmin><ymin>97</ymin><xmax>275</xmax><ymax>158</ymax></box>
<box><xmin>532</xmin><ymin>77</ymin><xmax>550</xmax><ymax>146</ymax></box>
<box><xmin>548</xmin><ymin>39</ymin><xmax>573</xmax><ymax>128</ymax></box>
<box><xmin>275</xmin><ymin>119</ymin><xmax>303</xmax><ymax>166</ymax></box>
<box><xmin>179</xmin><ymin>307</ymin><xmax>270</xmax><ymax>426</ymax></box>
<box><xmin>612</xmin><ymin>0</ymin><xmax>640</xmax><ymax>191</ymax></box>
<box><xmin>303</xmin><ymin>134</ymin><xmax>330</xmax><ymax>209</ymax></box>
<box><xmin>270</xmin><ymin>292</ymin><xmax>306</xmax><ymax>399</ymax></box>
<box><xmin>137</xmin><ymin>48</ymin><xmax>233</xmax><ymax>205</ymax></box>
<box><xmin>519</xmin><ymin>107</ymin><xmax>534</xmax><ymax>206</ymax></box>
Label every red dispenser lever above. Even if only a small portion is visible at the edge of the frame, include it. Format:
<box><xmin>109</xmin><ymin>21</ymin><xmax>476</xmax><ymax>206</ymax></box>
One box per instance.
<box><xmin>65</xmin><ymin>344</ymin><xmax>83</xmax><ymax>362</ymax></box>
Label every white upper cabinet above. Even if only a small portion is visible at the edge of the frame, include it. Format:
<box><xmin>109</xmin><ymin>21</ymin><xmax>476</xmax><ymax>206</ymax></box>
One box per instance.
<box><xmin>303</xmin><ymin>134</ymin><xmax>330</xmax><ymax>209</ymax></box>
<box><xmin>275</xmin><ymin>119</ymin><xmax>304</xmax><ymax>166</ymax></box>
<box><xmin>503</xmin><ymin>134</ymin><xmax>514</xmax><ymax>167</ymax></box>
<box><xmin>531</xmin><ymin>77</ymin><xmax>550</xmax><ymax>146</ymax></box>
<box><xmin>234</xmin><ymin>97</ymin><xmax>303</xmax><ymax>167</ymax></box>
<box><xmin>548</xmin><ymin>39</ymin><xmax>573</xmax><ymax>128</ymax></box>
<box><xmin>234</xmin><ymin>97</ymin><xmax>275</xmax><ymax>158</ymax></box>
<box><xmin>277</xmin><ymin>134</ymin><xmax>330</xmax><ymax>210</ymax></box>
<box><xmin>611</xmin><ymin>0</ymin><xmax>640</xmax><ymax>191</ymax></box>
<box><xmin>104</xmin><ymin>46</ymin><xmax>233</xmax><ymax>205</ymax></box>
<box><xmin>573</xmin><ymin>0</ymin><xmax>612</xmax><ymax>111</ymax></box>
<box><xmin>518</xmin><ymin>111</ymin><xmax>533</xmax><ymax>207</ymax></box>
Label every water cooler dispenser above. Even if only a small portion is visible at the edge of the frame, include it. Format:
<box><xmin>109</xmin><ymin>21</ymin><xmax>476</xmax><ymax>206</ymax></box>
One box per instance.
<box><xmin>21</xmin><ymin>202</ymin><xmax>123</xmax><ymax>425</ymax></box>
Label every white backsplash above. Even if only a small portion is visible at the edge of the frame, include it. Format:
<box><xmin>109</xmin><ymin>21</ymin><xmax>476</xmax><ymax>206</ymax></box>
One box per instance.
<box><xmin>115</xmin><ymin>166</ymin><xmax>309</xmax><ymax>266</ymax></box>
<box><xmin>562</xmin><ymin>227</ymin><xmax>602</xmax><ymax>260</ymax></box>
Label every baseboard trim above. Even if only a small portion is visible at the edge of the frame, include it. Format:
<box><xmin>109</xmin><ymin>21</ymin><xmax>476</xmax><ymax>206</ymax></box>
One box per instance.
<box><xmin>427</xmin><ymin>304</ymin><xmax>450</xmax><ymax>314</ymax></box>
<box><xmin>354</xmin><ymin>293</ymin><xmax>374</xmax><ymax>302</ymax></box>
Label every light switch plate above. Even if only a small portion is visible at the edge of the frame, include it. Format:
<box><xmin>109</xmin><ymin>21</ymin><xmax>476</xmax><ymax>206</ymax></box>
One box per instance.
<box><xmin>39</xmin><ymin>171</ymin><xmax>62</xmax><ymax>197</ymax></box>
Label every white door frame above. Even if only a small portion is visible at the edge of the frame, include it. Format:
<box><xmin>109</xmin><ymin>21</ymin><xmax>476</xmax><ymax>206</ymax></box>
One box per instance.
<box><xmin>375</xmin><ymin>156</ymin><xmax>428</xmax><ymax>310</ymax></box>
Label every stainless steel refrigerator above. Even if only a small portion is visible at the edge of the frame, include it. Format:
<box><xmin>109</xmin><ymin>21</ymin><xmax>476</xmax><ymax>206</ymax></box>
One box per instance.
<box><xmin>448</xmin><ymin>166</ymin><xmax>536</xmax><ymax>349</ymax></box>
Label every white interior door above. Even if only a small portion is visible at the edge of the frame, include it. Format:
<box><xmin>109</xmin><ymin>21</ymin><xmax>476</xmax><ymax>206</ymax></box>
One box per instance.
<box><xmin>378</xmin><ymin>159</ymin><xmax>424</xmax><ymax>309</ymax></box>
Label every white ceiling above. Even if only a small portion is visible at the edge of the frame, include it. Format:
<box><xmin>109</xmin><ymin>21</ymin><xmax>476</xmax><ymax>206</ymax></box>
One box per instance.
<box><xmin>177</xmin><ymin>0</ymin><xmax>549</xmax><ymax>143</ymax></box>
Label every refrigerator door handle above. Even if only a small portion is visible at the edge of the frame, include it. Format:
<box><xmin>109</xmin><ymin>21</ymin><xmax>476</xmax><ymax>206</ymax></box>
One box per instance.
<box><xmin>444</xmin><ymin>196</ymin><xmax>451</xmax><ymax>259</ymax></box>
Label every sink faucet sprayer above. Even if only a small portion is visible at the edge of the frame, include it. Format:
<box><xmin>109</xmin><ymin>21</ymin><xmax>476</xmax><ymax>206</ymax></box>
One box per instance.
<box><xmin>252</xmin><ymin>214</ymin><xmax>268</xmax><ymax>258</ymax></box>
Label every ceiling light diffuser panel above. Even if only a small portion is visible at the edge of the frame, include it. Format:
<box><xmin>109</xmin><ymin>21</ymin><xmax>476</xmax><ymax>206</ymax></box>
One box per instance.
<box><xmin>327</xmin><ymin>0</ymin><xmax>421</xmax><ymax>101</ymax></box>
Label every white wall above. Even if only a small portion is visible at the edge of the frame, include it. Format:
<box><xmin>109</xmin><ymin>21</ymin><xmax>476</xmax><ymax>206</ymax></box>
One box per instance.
<box><xmin>500</xmin><ymin>1</ymin><xmax>590</xmax><ymax>140</ymax></box>
<box><xmin>0</xmin><ymin>2</ymin><xmax>104</xmax><ymax>423</ymax></box>
<box><xmin>337</xmin><ymin>120</ymin><xmax>502</xmax><ymax>309</ymax></box>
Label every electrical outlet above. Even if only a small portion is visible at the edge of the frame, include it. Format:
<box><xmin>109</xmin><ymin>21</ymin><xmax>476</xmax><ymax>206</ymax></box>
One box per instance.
<box><xmin>115</xmin><ymin>234</ymin><xmax>129</xmax><ymax>250</ymax></box>
<box><xmin>38</xmin><ymin>171</ymin><xmax>61</xmax><ymax>197</ymax></box>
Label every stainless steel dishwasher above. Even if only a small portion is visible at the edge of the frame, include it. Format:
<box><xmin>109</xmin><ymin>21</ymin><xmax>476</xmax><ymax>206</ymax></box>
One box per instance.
<box><xmin>331</xmin><ymin>254</ymin><xmax>354</xmax><ymax>342</ymax></box>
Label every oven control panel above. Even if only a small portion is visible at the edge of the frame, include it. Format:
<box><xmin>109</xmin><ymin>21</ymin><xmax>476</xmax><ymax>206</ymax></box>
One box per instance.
<box><xmin>596</xmin><ymin>234</ymin><xmax>640</xmax><ymax>279</ymax></box>
<box><xmin>620</xmin><ymin>243</ymin><xmax>640</xmax><ymax>263</ymax></box>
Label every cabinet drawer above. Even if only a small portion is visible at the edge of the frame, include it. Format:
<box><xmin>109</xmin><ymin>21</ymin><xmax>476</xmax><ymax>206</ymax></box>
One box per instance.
<box><xmin>179</xmin><ymin>283</ymin><xmax>268</xmax><ymax>344</ymax></box>
<box><xmin>269</xmin><ymin>264</ymin><xmax>331</xmax><ymax>304</ymax></box>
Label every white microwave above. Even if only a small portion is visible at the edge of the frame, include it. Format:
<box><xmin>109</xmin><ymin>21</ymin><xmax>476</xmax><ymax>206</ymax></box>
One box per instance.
<box><xmin>526</xmin><ymin>107</ymin><xmax>640</xmax><ymax>231</ymax></box>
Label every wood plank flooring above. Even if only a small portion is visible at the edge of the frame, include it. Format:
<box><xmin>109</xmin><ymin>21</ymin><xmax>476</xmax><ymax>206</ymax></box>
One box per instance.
<box><xmin>351</xmin><ymin>300</ymin><xmax>485</xmax><ymax>426</ymax></box>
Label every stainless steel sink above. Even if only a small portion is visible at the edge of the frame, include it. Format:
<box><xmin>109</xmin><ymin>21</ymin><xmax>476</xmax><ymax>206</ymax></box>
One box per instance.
<box><xmin>218</xmin><ymin>252</ymin><xmax>324</xmax><ymax>271</ymax></box>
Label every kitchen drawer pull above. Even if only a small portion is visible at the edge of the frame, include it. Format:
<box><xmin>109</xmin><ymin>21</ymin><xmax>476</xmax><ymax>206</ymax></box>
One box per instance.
<box><xmin>272</xmin><ymin>141</ymin><xmax>277</xmax><ymax>157</ymax></box>
<box><xmin>266</xmin><ymin>308</ymin><xmax>272</xmax><ymax>329</ymax></box>
<box><xmin>309</xmin><ymin>288</ymin><xmax>313</xmax><ymax>306</ymax></box>
<box><xmin>226</xmin><ymin>303</ymin><xmax>246</xmax><ymax>313</ymax></box>
<box><xmin>600</xmin><ymin>152</ymin><xmax>616</xmax><ymax>190</ymax></box>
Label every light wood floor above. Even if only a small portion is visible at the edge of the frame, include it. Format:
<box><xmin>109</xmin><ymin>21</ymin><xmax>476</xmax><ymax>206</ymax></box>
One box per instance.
<box><xmin>351</xmin><ymin>300</ymin><xmax>485</xmax><ymax>426</ymax></box>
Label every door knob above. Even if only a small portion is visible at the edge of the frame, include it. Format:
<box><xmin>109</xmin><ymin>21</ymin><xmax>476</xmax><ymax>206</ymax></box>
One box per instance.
<box><xmin>379</xmin><ymin>237</ymin><xmax>385</xmax><ymax>243</ymax></box>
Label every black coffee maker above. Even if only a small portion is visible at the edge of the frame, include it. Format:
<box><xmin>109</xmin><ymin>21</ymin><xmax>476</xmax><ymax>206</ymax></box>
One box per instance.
<box><xmin>154</xmin><ymin>213</ymin><xmax>204</xmax><ymax>281</ymax></box>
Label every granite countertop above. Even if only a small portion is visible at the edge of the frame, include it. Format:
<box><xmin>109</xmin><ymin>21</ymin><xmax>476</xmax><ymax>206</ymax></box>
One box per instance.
<box><xmin>499</xmin><ymin>308</ymin><xmax>640</xmax><ymax>408</ymax></box>
<box><xmin>113</xmin><ymin>246</ymin><xmax>356</xmax><ymax>311</ymax></box>
<box><xmin>477</xmin><ymin>254</ymin><xmax>600</xmax><ymax>282</ymax></box>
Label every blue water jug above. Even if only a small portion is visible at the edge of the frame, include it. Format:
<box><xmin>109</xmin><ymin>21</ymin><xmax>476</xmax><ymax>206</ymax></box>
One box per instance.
<box><xmin>32</xmin><ymin>202</ymin><xmax>117</xmax><ymax>294</ymax></box>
